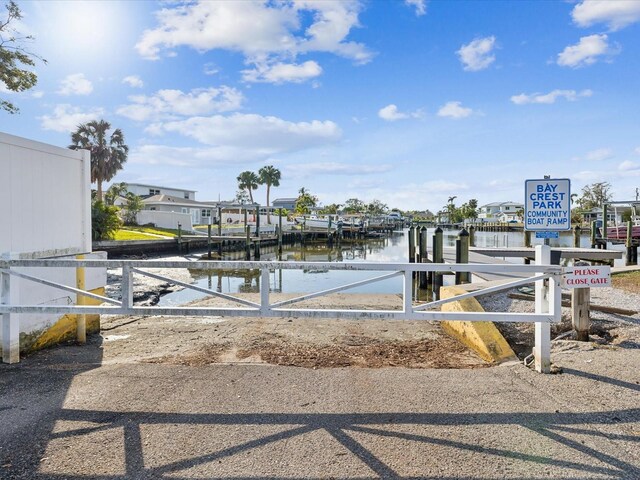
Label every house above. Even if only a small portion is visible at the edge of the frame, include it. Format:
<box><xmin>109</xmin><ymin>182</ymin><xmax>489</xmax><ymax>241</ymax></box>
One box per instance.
<box><xmin>272</xmin><ymin>197</ymin><xmax>297</xmax><ymax>211</ymax></box>
<box><xmin>123</xmin><ymin>182</ymin><xmax>196</xmax><ymax>200</ymax></box>
<box><xmin>581</xmin><ymin>207</ymin><xmax>625</xmax><ymax>225</ymax></box>
<box><xmin>142</xmin><ymin>194</ymin><xmax>216</xmax><ymax>226</ymax></box>
<box><xmin>477</xmin><ymin>201</ymin><xmax>523</xmax><ymax>223</ymax></box>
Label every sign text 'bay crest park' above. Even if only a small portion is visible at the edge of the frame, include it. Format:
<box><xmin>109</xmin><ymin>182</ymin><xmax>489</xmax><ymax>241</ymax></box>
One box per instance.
<box><xmin>524</xmin><ymin>178</ymin><xmax>571</xmax><ymax>231</ymax></box>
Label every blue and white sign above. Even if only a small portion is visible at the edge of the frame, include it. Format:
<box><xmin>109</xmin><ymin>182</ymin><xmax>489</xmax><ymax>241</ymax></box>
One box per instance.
<box><xmin>525</xmin><ymin>178</ymin><xmax>571</xmax><ymax>231</ymax></box>
<box><xmin>535</xmin><ymin>231</ymin><xmax>560</xmax><ymax>239</ymax></box>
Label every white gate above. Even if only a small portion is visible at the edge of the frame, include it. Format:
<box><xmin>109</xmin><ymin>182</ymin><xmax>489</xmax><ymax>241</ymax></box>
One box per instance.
<box><xmin>1</xmin><ymin>246</ymin><xmax>561</xmax><ymax>372</ymax></box>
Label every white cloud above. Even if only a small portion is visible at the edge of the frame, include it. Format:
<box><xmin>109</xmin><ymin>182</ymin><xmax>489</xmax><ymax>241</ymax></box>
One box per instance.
<box><xmin>405</xmin><ymin>0</ymin><xmax>427</xmax><ymax>16</ymax></box>
<box><xmin>378</xmin><ymin>104</ymin><xmax>423</xmax><ymax>121</ymax></box>
<box><xmin>572</xmin><ymin>0</ymin><xmax>640</xmax><ymax>31</ymax></box>
<box><xmin>57</xmin><ymin>73</ymin><xmax>93</xmax><ymax>96</ymax></box>
<box><xmin>116</xmin><ymin>86</ymin><xmax>244</xmax><ymax>121</ymax></box>
<box><xmin>510</xmin><ymin>89</ymin><xmax>593</xmax><ymax>105</ymax></box>
<box><xmin>457</xmin><ymin>36</ymin><xmax>496</xmax><ymax>71</ymax></box>
<box><xmin>437</xmin><ymin>101</ymin><xmax>473</xmax><ymax>119</ymax></box>
<box><xmin>585</xmin><ymin>148</ymin><xmax>614</xmax><ymax>161</ymax></box>
<box><xmin>557</xmin><ymin>34</ymin><xmax>617</xmax><ymax>68</ymax></box>
<box><xmin>31</xmin><ymin>91</ymin><xmax>44</xmax><ymax>99</ymax></box>
<box><xmin>136</xmin><ymin>1</ymin><xmax>372</xmax><ymax>83</ymax></box>
<box><xmin>619</xmin><ymin>160</ymin><xmax>640</xmax><ymax>171</ymax></box>
<box><xmin>242</xmin><ymin>60</ymin><xmax>322</xmax><ymax>84</ymax></box>
<box><xmin>39</xmin><ymin>104</ymin><xmax>104</xmax><ymax>132</ymax></box>
<box><xmin>635</xmin><ymin>147</ymin><xmax>640</xmax><ymax>155</ymax></box>
<box><xmin>122</xmin><ymin>75</ymin><xmax>144</xmax><ymax>88</ymax></box>
<box><xmin>285</xmin><ymin>162</ymin><xmax>392</xmax><ymax>177</ymax></box>
<box><xmin>129</xmin><ymin>144</ymin><xmax>262</xmax><ymax>167</ymax></box>
<box><xmin>148</xmin><ymin>113</ymin><xmax>342</xmax><ymax>155</ymax></box>
<box><xmin>203</xmin><ymin>62</ymin><xmax>219</xmax><ymax>75</ymax></box>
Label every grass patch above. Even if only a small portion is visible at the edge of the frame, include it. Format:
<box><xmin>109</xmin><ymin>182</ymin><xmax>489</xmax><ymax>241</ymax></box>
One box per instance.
<box><xmin>612</xmin><ymin>270</ymin><xmax>640</xmax><ymax>295</ymax></box>
<box><xmin>113</xmin><ymin>230</ymin><xmax>165</xmax><ymax>241</ymax></box>
<box><xmin>122</xmin><ymin>226</ymin><xmax>180</xmax><ymax>237</ymax></box>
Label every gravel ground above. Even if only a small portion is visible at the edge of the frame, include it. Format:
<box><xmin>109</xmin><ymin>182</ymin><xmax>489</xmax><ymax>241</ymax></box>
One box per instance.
<box><xmin>478</xmin><ymin>284</ymin><xmax>640</xmax><ymax>359</ymax></box>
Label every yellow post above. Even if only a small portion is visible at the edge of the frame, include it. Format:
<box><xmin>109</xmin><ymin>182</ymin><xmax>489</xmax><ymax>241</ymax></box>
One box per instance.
<box><xmin>76</xmin><ymin>254</ymin><xmax>86</xmax><ymax>344</ymax></box>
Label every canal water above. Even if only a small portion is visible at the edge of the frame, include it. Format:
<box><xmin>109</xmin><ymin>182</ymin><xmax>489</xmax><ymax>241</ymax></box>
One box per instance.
<box><xmin>160</xmin><ymin>228</ymin><xmax>626</xmax><ymax>306</ymax></box>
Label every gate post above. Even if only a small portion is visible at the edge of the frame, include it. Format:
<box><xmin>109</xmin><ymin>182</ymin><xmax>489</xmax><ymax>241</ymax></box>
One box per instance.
<box><xmin>534</xmin><ymin>245</ymin><xmax>552</xmax><ymax>373</ymax></box>
<box><xmin>1</xmin><ymin>263</ymin><xmax>19</xmax><ymax>363</ymax></box>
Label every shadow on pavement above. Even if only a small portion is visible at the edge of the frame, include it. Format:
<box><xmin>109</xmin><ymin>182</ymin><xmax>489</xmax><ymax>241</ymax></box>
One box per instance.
<box><xmin>1</xmin><ymin>342</ymin><xmax>639</xmax><ymax>479</ymax></box>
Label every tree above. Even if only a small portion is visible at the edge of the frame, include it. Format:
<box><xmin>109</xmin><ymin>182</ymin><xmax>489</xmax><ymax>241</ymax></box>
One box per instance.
<box><xmin>343</xmin><ymin>198</ymin><xmax>366</xmax><ymax>214</ymax></box>
<box><xmin>91</xmin><ymin>200</ymin><xmax>122</xmax><ymax>241</ymax></box>
<box><xmin>258</xmin><ymin>165</ymin><xmax>281</xmax><ymax>224</ymax></box>
<box><xmin>577</xmin><ymin>182</ymin><xmax>612</xmax><ymax>211</ymax></box>
<box><xmin>122</xmin><ymin>192</ymin><xmax>143</xmax><ymax>225</ymax></box>
<box><xmin>236</xmin><ymin>171</ymin><xmax>259</xmax><ymax>204</ymax></box>
<box><xmin>295</xmin><ymin>187</ymin><xmax>318</xmax><ymax>215</ymax></box>
<box><xmin>366</xmin><ymin>199</ymin><xmax>388</xmax><ymax>215</ymax></box>
<box><xmin>1</xmin><ymin>1</ymin><xmax>46</xmax><ymax>114</ymax></box>
<box><xmin>235</xmin><ymin>189</ymin><xmax>250</xmax><ymax>204</ymax></box>
<box><xmin>104</xmin><ymin>182</ymin><xmax>128</xmax><ymax>206</ymax></box>
<box><xmin>319</xmin><ymin>203</ymin><xmax>341</xmax><ymax>214</ymax></box>
<box><xmin>69</xmin><ymin>120</ymin><xmax>129</xmax><ymax>201</ymax></box>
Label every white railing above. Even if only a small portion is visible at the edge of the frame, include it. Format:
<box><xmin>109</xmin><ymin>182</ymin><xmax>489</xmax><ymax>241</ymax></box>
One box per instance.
<box><xmin>1</xmin><ymin>246</ymin><xmax>561</xmax><ymax>372</ymax></box>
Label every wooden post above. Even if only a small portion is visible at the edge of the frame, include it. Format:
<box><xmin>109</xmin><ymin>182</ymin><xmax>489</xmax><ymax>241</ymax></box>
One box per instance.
<box><xmin>408</xmin><ymin>225</ymin><xmax>415</xmax><ymax>263</ymax></box>
<box><xmin>534</xmin><ymin>245</ymin><xmax>551</xmax><ymax>373</ymax></box>
<box><xmin>456</xmin><ymin>228</ymin><xmax>470</xmax><ymax>284</ymax></box>
<box><xmin>626</xmin><ymin>220</ymin><xmax>635</xmax><ymax>265</ymax></box>
<box><xmin>75</xmin><ymin>254</ymin><xmax>86</xmax><ymax>344</ymax></box>
<box><xmin>524</xmin><ymin>230</ymin><xmax>532</xmax><ymax>248</ymax></box>
<box><xmin>177</xmin><ymin>223</ymin><xmax>182</xmax><ymax>255</ymax></box>
<box><xmin>278</xmin><ymin>213</ymin><xmax>283</xmax><ymax>255</ymax></box>
<box><xmin>602</xmin><ymin>203</ymin><xmax>608</xmax><ymax>243</ymax></box>
<box><xmin>245</xmin><ymin>225</ymin><xmax>251</xmax><ymax>260</ymax></box>
<box><xmin>433</xmin><ymin>227</ymin><xmax>443</xmax><ymax>300</ymax></box>
<box><xmin>572</xmin><ymin>286</ymin><xmax>590</xmax><ymax>341</ymax></box>
<box><xmin>590</xmin><ymin>220</ymin><xmax>597</xmax><ymax>249</ymax></box>
<box><xmin>468</xmin><ymin>225</ymin><xmax>475</xmax><ymax>247</ymax></box>
<box><xmin>217</xmin><ymin>207</ymin><xmax>223</xmax><ymax>257</ymax></box>
<box><xmin>573</xmin><ymin>224</ymin><xmax>581</xmax><ymax>248</ymax></box>
<box><xmin>255</xmin><ymin>205</ymin><xmax>260</xmax><ymax>238</ymax></box>
<box><xmin>1</xmin><ymin>266</ymin><xmax>19</xmax><ymax>364</ymax></box>
<box><xmin>207</xmin><ymin>224</ymin><xmax>212</xmax><ymax>259</ymax></box>
<box><xmin>419</xmin><ymin>226</ymin><xmax>428</xmax><ymax>289</ymax></box>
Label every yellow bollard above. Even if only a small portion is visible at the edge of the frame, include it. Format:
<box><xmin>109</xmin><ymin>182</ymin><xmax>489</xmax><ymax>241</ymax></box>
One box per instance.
<box><xmin>76</xmin><ymin>254</ymin><xmax>86</xmax><ymax>344</ymax></box>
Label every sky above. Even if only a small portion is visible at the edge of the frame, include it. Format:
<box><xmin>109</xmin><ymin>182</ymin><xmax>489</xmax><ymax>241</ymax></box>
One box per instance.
<box><xmin>2</xmin><ymin>0</ymin><xmax>640</xmax><ymax>212</ymax></box>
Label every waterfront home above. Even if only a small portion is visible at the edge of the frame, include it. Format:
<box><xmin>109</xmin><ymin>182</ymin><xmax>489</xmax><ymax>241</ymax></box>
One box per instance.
<box><xmin>272</xmin><ymin>197</ymin><xmax>298</xmax><ymax>211</ymax></box>
<box><xmin>477</xmin><ymin>201</ymin><xmax>523</xmax><ymax>223</ymax></box>
<box><xmin>123</xmin><ymin>182</ymin><xmax>196</xmax><ymax>200</ymax></box>
<box><xmin>142</xmin><ymin>194</ymin><xmax>216</xmax><ymax>227</ymax></box>
<box><xmin>581</xmin><ymin>207</ymin><xmax>625</xmax><ymax>226</ymax></box>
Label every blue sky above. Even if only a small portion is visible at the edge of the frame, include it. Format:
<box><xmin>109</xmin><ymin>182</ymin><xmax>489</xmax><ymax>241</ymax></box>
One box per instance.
<box><xmin>2</xmin><ymin>0</ymin><xmax>640</xmax><ymax>212</ymax></box>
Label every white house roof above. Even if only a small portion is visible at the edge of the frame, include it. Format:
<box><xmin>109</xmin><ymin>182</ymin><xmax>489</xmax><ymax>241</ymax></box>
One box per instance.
<box><xmin>142</xmin><ymin>194</ymin><xmax>208</xmax><ymax>208</ymax></box>
<box><xmin>126</xmin><ymin>182</ymin><xmax>197</xmax><ymax>193</ymax></box>
<box><xmin>481</xmin><ymin>201</ymin><xmax>524</xmax><ymax>208</ymax></box>
<box><xmin>272</xmin><ymin>197</ymin><xmax>298</xmax><ymax>203</ymax></box>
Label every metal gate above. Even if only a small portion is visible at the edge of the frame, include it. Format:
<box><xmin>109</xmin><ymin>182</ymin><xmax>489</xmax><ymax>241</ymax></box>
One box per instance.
<box><xmin>1</xmin><ymin>246</ymin><xmax>561</xmax><ymax>372</ymax></box>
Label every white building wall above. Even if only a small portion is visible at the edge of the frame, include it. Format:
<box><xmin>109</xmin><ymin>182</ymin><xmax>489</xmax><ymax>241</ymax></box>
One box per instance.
<box><xmin>0</xmin><ymin>132</ymin><xmax>91</xmax><ymax>258</ymax></box>
<box><xmin>0</xmin><ymin>132</ymin><xmax>104</xmax><ymax>358</ymax></box>
<box><xmin>136</xmin><ymin>210</ymin><xmax>194</xmax><ymax>231</ymax></box>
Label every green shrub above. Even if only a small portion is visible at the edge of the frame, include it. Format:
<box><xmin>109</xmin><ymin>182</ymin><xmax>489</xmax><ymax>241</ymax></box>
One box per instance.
<box><xmin>92</xmin><ymin>200</ymin><xmax>122</xmax><ymax>240</ymax></box>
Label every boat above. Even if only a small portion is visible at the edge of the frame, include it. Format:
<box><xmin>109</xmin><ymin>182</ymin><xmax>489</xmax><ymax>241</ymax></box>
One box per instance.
<box><xmin>294</xmin><ymin>215</ymin><xmax>340</xmax><ymax>231</ymax></box>
<box><xmin>606</xmin><ymin>221</ymin><xmax>640</xmax><ymax>240</ymax></box>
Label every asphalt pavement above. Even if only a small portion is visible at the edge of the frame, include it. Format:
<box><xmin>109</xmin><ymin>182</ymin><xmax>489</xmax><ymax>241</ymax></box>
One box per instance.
<box><xmin>1</xmin><ymin>337</ymin><xmax>639</xmax><ymax>479</ymax></box>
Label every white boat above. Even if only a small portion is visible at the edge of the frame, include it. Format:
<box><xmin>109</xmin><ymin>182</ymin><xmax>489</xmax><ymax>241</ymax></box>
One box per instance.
<box><xmin>294</xmin><ymin>215</ymin><xmax>340</xmax><ymax>231</ymax></box>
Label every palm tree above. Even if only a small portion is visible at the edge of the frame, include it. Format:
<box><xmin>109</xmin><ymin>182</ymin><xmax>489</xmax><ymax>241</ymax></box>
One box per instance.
<box><xmin>258</xmin><ymin>165</ymin><xmax>281</xmax><ymax>224</ymax></box>
<box><xmin>236</xmin><ymin>171</ymin><xmax>259</xmax><ymax>204</ymax></box>
<box><xmin>69</xmin><ymin>120</ymin><xmax>129</xmax><ymax>201</ymax></box>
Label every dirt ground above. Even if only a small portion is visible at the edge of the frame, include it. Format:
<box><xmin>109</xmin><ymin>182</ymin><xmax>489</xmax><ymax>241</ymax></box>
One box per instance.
<box><xmin>613</xmin><ymin>270</ymin><xmax>640</xmax><ymax>294</ymax></box>
<box><xmin>100</xmin><ymin>293</ymin><xmax>487</xmax><ymax>369</ymax></box>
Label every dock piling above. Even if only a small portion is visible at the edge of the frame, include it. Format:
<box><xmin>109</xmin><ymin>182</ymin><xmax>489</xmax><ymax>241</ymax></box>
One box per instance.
<box><xmin>455</xmin><ymin>229</ymin><xmax>470</xmax><ymax>284</ymax></box>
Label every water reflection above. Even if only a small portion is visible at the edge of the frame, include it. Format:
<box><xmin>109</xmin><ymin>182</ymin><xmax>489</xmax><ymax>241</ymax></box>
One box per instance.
<box><xmin>160</xmin><ymin>228</ymin><xmax>625</xmax><ymax>306</ymax></box>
